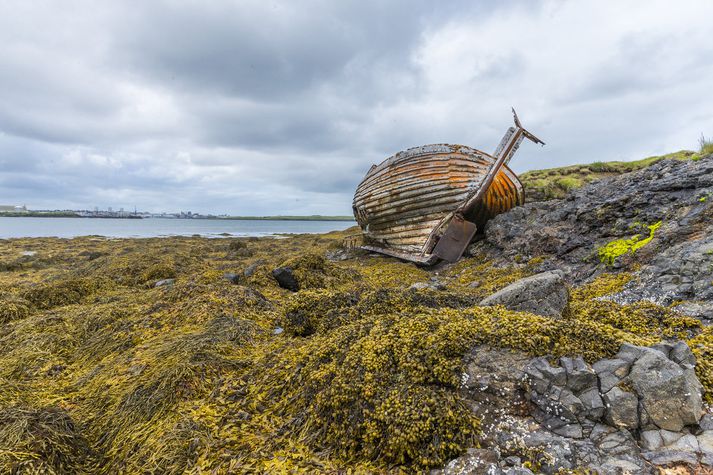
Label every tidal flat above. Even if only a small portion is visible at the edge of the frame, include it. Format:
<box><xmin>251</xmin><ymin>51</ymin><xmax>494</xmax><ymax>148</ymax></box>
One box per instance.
<box><xmin>0</xmin><ymin>230</ymin><xmax>710</xmax><ymax>473</ymax></box>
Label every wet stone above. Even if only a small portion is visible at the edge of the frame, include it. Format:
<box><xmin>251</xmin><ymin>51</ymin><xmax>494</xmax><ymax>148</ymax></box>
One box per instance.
<box><xmin>154</xmin><ymin>278</ymin><xmax>175</xmax><ymax>288</ymax></box>
<box><xmin>272</xmin><ymin>267</ymin><xmax>299</xmax><ymax>292</ymax></box>
<box><xmin>223</xmin><ymin>272</ymin><xmax>241</xmax><ymax>284</ymax></box>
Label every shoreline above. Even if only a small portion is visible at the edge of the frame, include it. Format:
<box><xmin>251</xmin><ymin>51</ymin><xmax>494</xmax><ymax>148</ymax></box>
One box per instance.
<box><xmin>0</xmin><ymin>216</ymin><xmax>357</xmax><ymax>240</ymax></box>
<box><xmin>0</xmin><ymin>213</ymin><xmax>355</xmax><ymax>222</ymax></box>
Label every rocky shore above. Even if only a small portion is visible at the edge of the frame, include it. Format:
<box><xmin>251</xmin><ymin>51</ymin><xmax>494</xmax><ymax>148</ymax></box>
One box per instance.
<box><xmin>439</xmin><ymin>155</ymin><xmax>713</xmax><ymax>473</ymax></box>
<box><xmin>0</xmin><ymin>154</ymin><xmax>711</xmax><ymax>474</ymax></box>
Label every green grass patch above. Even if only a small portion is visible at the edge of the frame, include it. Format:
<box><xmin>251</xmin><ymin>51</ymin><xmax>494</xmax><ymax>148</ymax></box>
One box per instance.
<box><xmin>520</xmin><ymin>150</ymin><xmax>697</xmax><ymax>201</ymax></box>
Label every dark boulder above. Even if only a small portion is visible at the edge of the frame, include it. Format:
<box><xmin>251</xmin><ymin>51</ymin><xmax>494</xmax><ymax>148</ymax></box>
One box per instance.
<box><xmin>223</xmin><ymin>273</ymin><xmax>241</xmax><ymax>284</ymax></box>
<box><xmin>272</xmin><ymin>267</ymin><xmax>299</xmax><ymax>292</ymax></box>
<box><xmin>469</xmin><ymin>157</ymin><xmax>713</xmax><ymax>312</ymax></box>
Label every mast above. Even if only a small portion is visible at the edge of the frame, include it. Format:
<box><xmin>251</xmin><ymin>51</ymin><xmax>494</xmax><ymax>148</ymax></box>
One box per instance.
<box><xmin>457</xmin><ymin>108</ymin><xmax>544</xmax><ymax>216</ymax></box>
<box><xmin>431</xmin><ymin>109</ymin><xmax>544</xmax><ymax>262</ymax></box>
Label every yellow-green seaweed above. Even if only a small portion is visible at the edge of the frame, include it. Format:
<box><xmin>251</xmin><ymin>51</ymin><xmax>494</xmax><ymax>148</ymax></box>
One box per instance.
<box><xmin>0</xmin><ymin>232</ymin><xmax>710</xmax><ymax>474</ymax></box>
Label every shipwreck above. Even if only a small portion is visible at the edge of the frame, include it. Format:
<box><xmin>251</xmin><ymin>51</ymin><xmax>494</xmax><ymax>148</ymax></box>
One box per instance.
<box><xmin>352</xmin><ymin>109</ymin><xmax>544</xmax><ymax>265</ymax></box>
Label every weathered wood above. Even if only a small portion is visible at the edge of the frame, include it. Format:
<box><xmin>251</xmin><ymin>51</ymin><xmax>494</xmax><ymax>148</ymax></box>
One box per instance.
<box><xmin>352</xmin><ymin>109</ymin><xmax>543</xmax><ymax>264</ymax></box>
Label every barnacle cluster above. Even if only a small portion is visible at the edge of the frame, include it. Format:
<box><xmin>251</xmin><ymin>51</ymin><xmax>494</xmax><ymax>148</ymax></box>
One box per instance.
<box><xmin>0</xmin><ymin>230</ymin><xmax>710</xmax><ymax>473</ymax></box>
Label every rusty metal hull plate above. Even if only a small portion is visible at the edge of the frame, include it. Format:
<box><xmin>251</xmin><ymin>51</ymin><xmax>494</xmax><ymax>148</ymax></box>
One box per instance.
<box><xmin>432</xmin><ymin>215</ymin><xmax>478</xmax><ymax>263</ymax></box>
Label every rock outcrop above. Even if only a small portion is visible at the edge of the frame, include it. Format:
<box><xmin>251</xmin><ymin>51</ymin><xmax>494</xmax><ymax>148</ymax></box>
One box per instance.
<box><xmin>439</xmin><ymin>342</ymin><xmax>710</xmax><ymax>474</ymax></box>
<box><xmin>470</xmin><ymin>156</ymin><xmax>713</xmax><ymax>318</ymax></box>
<box><xmin>479</xmin><ymin>270</ymin><xmax>569</xmax><ymax>317</ymax></box>
<box><xmin>271</xmin><ymin>266</ymin><xmax>300</xmax><ymax>291</ymax></box>
<box><xmin>525</xmin><ymin>343</ymin><xmax>704</xmax><ymax>435</ymax></box>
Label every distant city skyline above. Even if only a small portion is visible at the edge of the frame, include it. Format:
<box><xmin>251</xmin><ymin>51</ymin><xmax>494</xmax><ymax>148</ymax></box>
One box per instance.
<box><xmin>1</xmin><ymin>1</ymin><xmax>712</xmax><ymax>215</ymax></box>
<box><xmin>0</xmin><ymin>204</ymin><xmax>353</xmax><ymax>219</ymax></box>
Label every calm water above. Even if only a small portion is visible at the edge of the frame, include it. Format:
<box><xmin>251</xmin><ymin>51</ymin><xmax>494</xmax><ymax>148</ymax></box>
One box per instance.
<box><xmin>0</xmin><ymin>217</ymin><xmax>356</xmax><ymax>239</ymax></box>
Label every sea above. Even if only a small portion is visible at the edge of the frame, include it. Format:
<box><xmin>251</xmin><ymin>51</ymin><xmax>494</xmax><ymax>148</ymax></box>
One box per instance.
<box><xmin>0</xmin><ymin>217</ymin><xmax>357</xmax><ymax>239</ymax></box>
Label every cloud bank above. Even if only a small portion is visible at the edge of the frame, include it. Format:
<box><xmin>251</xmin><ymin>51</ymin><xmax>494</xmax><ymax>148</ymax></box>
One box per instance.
<box><xmin>1</xmin><ymin>0</ymin><xmax>712</xmax><ymax>214</ymax></box>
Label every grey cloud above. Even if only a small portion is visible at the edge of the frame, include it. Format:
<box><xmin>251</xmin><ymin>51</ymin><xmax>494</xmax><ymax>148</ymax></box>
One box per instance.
<box><xmin>0</xmin><ymin>0</ymin><xmax>712</xmax><ymax>215</ymax></box>
<box><xmin>115</xmin><ymin>1</ymin><xmax>429</xmax><ymax>100</ymax></box>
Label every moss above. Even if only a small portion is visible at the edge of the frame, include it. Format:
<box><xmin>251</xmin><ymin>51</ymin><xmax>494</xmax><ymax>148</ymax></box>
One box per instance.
<box><xmin>520</xmin><ymin>151</ymin><xmax>696</xmax><ymax>201</ymax></box>
<box><xmin>555</xmin><ymin>176</ymin><xmax>583</xmax><ymax>191</ymax></box>
<box><xmin>698</xmin><ymin>138</ymin><xmax>713</xmax><ymax>157</ymax></box>
<box><xmin>597</xmin><ymin>221</ymin><xmax>662</xmax><ymax>266</ymax></box>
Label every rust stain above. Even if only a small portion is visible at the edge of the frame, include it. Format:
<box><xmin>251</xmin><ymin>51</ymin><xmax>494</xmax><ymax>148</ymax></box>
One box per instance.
<box><xmin>352</xmin><ymin>109</ymin><xmax>544</xmax><ymax>265</ymax></box>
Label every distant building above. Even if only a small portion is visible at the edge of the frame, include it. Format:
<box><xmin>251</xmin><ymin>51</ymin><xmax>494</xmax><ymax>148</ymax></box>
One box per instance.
<box><xmin>0</xmin><ymin>205</ymin><xmax>27</xmax><ymax>212</ymax></box>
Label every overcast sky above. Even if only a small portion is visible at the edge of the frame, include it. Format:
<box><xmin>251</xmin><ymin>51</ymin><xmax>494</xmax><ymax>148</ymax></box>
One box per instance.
<box><xmin>1</xmin><ymin>1</ymin><xmax>712</xmax><ymax>215</ymax></box>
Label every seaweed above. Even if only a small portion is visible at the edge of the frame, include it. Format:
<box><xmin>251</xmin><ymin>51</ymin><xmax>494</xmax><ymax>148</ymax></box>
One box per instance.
<box><xmin>0</xmin><ymin>233</ymin><xmax>710</xmax><ymax>473</ymax></box>
<box><xmin>0</xmin><ymin>405</ymin><xmax>92</xmax><ymax>474</ymax></box>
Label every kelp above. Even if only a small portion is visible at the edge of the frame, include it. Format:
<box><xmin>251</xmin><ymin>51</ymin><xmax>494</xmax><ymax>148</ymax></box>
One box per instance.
<box><xmin>0</xmin><ymin>231</ymin><xmax>709</xmax><ymax>473</ymax></box>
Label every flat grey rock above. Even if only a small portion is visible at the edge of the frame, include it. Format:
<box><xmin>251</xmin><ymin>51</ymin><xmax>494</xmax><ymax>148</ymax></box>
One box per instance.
<box><xmin>628</xmin><ymin>347</ymin><xmax>703</xmax><ymax>431</ymax></box>
<box><xmin>479</xmin><ymin>270</ymin><xmax>569</xmax><ymax>317</ymax></box>
<box><xmin>639</xmin><ymin>430</ymin><xmax>664</xmax><ymax>451</ymax></box>
<box><xmin>698</xmin><ymin>430</ymin><xmax>713</xmax><ymax>453</ymax></box>
<box><xmin>641</xmin><ymin>449</ymin><xmax>698</xmax><ymax>466</ymax></box>
<box><xmin>602</xmin><ymin>387</ymin><xmax>638</xmax><ymax>430</ymax></box>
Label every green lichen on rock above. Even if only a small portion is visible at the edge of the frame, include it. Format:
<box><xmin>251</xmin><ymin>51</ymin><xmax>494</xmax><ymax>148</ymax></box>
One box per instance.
<box><xmin>597</xmin><ymin>221</ymin><xmax>662</xmax><ymax>266</ymax></box>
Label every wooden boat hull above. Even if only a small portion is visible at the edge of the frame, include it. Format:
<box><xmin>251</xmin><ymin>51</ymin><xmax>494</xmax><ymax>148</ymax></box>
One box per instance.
<box><xmin>351</xmin><ymin>110</ymin><xmax>543</xmax><ymax>264</ymax></box>
<box><xmin>352</xmin><ymin>144</ymin><xmax>524</xmax><ymax>262</ymax></box>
